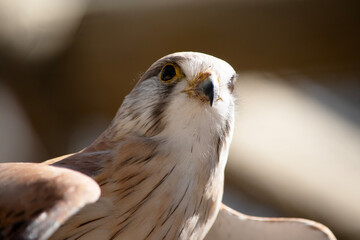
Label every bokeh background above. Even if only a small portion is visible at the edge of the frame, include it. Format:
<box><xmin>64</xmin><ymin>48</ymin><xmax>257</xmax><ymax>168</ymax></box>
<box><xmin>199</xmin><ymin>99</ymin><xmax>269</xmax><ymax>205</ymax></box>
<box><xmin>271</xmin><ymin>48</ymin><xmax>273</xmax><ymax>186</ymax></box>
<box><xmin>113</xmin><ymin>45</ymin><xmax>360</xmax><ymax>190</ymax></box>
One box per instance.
<box><xmin>0</xmin><ymin>0</ymin><xmax>359</xmax><ymax>239</ymax></box>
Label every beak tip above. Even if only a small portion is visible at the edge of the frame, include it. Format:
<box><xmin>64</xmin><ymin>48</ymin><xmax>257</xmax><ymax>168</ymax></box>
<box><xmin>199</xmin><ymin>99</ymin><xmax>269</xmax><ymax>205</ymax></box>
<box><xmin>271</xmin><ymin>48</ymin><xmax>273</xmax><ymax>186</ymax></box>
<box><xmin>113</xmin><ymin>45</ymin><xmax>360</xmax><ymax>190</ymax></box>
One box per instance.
<box><xmin>209</xmin><ymin>94</ymin><xmax>214</xmax><ymax>107</ymax></box>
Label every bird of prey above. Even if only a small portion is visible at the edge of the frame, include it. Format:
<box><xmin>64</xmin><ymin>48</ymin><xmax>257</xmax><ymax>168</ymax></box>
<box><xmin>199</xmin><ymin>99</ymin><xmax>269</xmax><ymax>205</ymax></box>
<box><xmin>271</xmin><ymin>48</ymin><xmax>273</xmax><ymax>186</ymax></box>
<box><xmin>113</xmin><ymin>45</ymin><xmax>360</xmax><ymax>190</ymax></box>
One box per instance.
<box><xmin>0</xmin><ymin>52</ymin><xmax>336</xmax><ymax>240</ymax></box>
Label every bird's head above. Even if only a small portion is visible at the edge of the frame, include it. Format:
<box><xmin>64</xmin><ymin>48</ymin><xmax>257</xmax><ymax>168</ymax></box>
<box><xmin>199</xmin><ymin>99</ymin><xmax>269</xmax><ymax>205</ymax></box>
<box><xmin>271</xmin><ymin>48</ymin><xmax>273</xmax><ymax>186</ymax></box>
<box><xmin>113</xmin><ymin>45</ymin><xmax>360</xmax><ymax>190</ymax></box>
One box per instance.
<box><xmin>112</xmin><ymin>52</ymin><xmax>236</xmax><ymax>143</ymax></box>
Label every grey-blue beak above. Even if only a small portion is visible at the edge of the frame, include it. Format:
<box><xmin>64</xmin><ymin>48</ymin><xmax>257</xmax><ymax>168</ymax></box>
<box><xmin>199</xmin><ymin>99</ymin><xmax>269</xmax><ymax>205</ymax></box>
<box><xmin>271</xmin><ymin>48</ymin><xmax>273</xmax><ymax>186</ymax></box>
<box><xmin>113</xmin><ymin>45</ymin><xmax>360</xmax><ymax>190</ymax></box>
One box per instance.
<box><xmin>197</xmin><ymin>78</ymin><xmax>216</xmax><ymax>106</ymax></box>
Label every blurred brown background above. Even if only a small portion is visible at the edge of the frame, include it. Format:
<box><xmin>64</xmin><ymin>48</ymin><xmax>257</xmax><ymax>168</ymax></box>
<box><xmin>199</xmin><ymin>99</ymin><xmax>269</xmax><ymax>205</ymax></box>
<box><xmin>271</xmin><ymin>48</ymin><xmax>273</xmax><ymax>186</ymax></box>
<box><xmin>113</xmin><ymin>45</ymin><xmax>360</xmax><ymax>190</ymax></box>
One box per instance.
<box><xmin>0</xmin><ymin>0</ymin><xmax>359</xmax><ymax>239</ymax></box>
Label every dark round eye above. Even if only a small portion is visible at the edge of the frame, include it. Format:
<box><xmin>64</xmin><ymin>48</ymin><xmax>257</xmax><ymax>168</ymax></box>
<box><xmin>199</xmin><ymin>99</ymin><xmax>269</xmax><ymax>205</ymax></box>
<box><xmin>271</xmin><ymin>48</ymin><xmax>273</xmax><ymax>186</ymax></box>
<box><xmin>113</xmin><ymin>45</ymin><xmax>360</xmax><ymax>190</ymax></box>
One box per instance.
<box><xmin>160</xmin><ymin>64</ymin><xmax>177</xmax><ymax>82</ymax></box>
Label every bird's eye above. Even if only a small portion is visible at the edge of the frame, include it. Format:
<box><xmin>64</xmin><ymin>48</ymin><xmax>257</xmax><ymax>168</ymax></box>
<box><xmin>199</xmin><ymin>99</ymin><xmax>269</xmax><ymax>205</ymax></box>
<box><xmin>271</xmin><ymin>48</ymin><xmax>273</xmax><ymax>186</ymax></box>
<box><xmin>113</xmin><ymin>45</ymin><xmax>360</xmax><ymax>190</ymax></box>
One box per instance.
<box><xmin>160</xmin><ymin>64</ymin><xmax>177</xmax><ymax>82</ymax></box>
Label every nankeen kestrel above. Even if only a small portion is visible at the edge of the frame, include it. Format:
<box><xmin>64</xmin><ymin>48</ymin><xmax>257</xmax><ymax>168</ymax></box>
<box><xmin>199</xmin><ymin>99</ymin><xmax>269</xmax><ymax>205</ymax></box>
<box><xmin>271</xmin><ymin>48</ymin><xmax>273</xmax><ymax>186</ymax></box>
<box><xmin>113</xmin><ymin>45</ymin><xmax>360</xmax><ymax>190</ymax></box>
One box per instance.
<box><xmin>0</xmin><ymin>52</ymin><xmax>336</xmax><ymax>240</ymax></box>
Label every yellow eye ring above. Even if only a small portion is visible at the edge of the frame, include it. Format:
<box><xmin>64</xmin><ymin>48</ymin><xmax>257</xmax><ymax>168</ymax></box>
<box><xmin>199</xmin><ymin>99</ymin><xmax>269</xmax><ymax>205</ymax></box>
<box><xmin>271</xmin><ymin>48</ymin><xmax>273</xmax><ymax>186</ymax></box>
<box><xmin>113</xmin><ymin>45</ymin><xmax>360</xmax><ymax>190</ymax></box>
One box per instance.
<box><xmin>160</xmin><ymin>63</ymin><xmax>181</xmax><ymax>82</ymax></box>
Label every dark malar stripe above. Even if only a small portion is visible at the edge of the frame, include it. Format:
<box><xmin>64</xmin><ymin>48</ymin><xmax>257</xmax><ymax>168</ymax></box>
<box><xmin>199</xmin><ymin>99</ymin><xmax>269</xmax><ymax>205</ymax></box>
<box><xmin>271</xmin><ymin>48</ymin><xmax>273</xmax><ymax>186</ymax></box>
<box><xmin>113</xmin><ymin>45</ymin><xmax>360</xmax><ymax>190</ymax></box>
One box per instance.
<box><xmin>145</xmin><ymin>84</ymin><xmax>176</xmax><ymax>137</ymax></box>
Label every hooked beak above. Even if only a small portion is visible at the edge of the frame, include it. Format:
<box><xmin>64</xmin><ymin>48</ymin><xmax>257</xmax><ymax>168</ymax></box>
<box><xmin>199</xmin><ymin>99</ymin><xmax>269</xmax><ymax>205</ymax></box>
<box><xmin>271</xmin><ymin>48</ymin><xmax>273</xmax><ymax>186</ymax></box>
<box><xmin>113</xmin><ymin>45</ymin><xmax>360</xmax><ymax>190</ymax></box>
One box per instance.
<box><xmin>197</xmin><ymin>76</ymin><xmax>215</xmax><ymax>106</ymax></box>
<box><xmin>182</xmin><ymin>72</ymin><xmax>219</xmax><ymax>107</ymax></box>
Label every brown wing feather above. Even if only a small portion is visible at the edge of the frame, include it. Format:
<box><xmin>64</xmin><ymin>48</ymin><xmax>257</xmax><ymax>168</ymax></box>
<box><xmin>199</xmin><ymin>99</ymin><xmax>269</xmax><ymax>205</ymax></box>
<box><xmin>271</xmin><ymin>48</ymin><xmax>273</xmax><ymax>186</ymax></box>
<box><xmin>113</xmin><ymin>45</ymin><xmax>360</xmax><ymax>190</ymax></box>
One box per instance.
<box><xmin>43</xmin><ymin>134</ymin><xmax>114</xmax><ymax>177</ymax></box>
<box><xmin>0</xmin><ymin>163</ymin><xmax>101</xmax><ymax>240</ymax></box>
<box><xmin>45</xmin><ymin>150</ymin><xmax>112</xmax><ymax>177</ymax></box>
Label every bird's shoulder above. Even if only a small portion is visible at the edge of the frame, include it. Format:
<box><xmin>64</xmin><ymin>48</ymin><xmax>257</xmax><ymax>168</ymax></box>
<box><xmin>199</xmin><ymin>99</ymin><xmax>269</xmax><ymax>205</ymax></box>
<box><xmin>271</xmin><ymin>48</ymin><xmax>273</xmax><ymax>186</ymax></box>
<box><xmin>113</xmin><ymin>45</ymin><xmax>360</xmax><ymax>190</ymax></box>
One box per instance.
<box><xmin>48</xmin><ymin>135</ymin><xmax>160</xmax><ymax>176</ymax></box>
